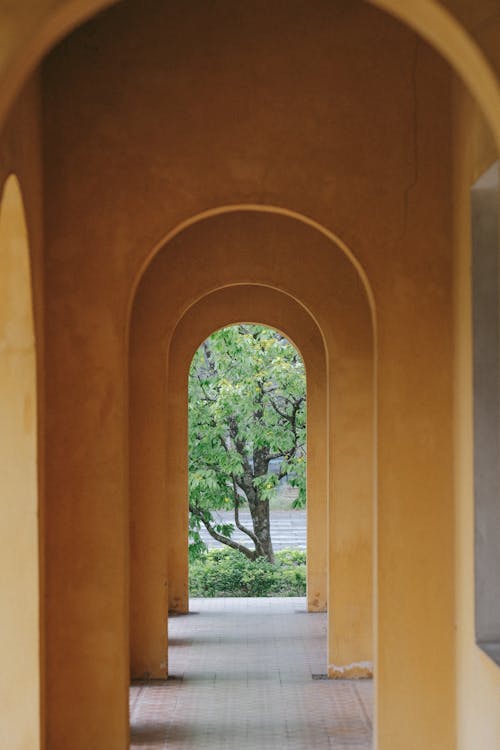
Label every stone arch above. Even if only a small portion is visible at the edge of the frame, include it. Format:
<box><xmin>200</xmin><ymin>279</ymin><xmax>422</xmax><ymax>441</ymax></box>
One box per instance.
<box><xmin>129</xmin><ymin>207</ymin><xmax>375</xmax><ymax>681</ymax></box>
<box><xmin>1</xmin><ymin>0</ymin><xmax>500</xmax><ymax>151</ymax></box>
<box><xmin>129</xmin><ymin>204</ymin><xmax>376</xmax><ymax>330</ymax></box>
<box><xmin>0</xmin><ymin>174</ymin><xmax>40</xmax><ymax>749</ymax></box>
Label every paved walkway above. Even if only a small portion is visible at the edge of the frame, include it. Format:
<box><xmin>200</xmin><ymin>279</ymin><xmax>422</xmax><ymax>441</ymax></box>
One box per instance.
<box><xmin>199</xmin><ymin>510</ymin><xmax>307</xmax><ymax>551</ymax></box>
<box><xmin>130</xmin><ymin>597</ymin><xmax>373</xmax><ymax>749</ymax></box>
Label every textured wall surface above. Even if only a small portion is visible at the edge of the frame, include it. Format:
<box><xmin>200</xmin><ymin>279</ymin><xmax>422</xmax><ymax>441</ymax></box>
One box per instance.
<box><xmin>41</xmin><ymin>3</ymin><xmax>455</xmax><ymax>747</ymax></box>
<box><xmin>0</xmin><ymin>175</ymin><xmax>39</xmax><ymax>750</ymax></box>
<box><xmin>1</xmin><ymin>0</ymin><xmax>500</xmax><ymax>748</ymax></box>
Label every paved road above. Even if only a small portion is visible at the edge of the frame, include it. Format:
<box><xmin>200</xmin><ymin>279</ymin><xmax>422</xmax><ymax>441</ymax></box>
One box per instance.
<box><xmin>197</xmin><ymin>509</ymin><xmax>306</xmax><ymax>551</ymax></box>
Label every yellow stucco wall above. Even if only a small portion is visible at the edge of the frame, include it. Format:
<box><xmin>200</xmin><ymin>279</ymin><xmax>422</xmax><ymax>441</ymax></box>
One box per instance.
<box><xmin>452</xmin><ymin>80</ymin><xmax>500</xmax><ymax>750</ymax></box>
<box><xmin>2</xmin><ymin>0</ymin><xmax>500</xmax><ymax>151</ymax></box>
<box><xmin>0</xmin><ymin>74</ymin><xmax>45</xmax><ymax>750</ymax></box>
<box><xmin>40</xmin><ymin>4</ymin><xmax>456</xmax><ymax>747</ymax></box>
<box><xmin>0</xmin><ymin>174</ymin><xmax>39</xmax><ymax>750</ymax></box>
<box><xmin>4</xmin><ymin>0</ymin><xmax>500</xmax><ymax>748</ymax></box>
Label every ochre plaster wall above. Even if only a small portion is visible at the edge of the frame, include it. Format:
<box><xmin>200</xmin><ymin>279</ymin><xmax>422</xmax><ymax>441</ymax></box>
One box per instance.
<box><xmin>0</xmin><ymin>175</ymin><xmax>39</xmax><ymax>750</ymax></box>
<box><xmin>370</xmin><ymin>0</ymin><xmax>500</xmax><ymax>150</ymax></box>
<box><xmin>129</xmin><ymin>211</ymin><xmax>374</xmax><ymax>683</ymax></box>
<box><xmin>328</xmin><ymin>343</ymin><xmax>373</xmax><ymax>679</ymax></box>
<box><xmin>0</xmin><ymin>76</ymin><xmax>45</xmax><ymax>750</ymax></box>
<box><xmin>0</xmin><ymin>76</ymin><xmax>45</xmax><ymax>420</ymax></box>
<box><xmin>41</xmin><ymin>2</ymin><xmax>455</xmax><ymax>747</ymax></box>
<box><xmin>165</xmin><ymin>285</ymin><xmax>328</xmax><ymax>617</ymax></box>
<box><xmin>2</xmin><ymin>1</ymin><xmax>500</xmax><ymax>748</ymax></box>
<box><xmin>452</xmin><ymin>81</ymin><xmax>500</xmax><ymax>750</ymax></box>
<box><xmin>2</xmin><ymin>0</ymin><xmax>500</xmax><ymax>153</ymax></box>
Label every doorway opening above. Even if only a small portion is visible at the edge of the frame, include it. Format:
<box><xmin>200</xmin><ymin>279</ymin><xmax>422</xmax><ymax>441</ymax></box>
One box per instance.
<box><xmin>188</xmin><ymin>323</ymin><xmax>307</xmax><ymax>599</ymax></box>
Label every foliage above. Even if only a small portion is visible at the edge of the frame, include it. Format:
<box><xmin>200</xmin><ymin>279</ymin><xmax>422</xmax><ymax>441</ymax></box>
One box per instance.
<box><xmin>189</xmin><ymin>548</ymin><xmax>307</xmax><ymax>597</ymax></box>
<box><xmin>188</xmin><ymin>324</ymin><xmax>306</xmax><ymax>562</ymax></box>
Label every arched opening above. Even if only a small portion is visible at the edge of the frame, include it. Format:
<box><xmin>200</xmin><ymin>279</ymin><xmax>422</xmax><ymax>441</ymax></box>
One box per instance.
<box><xmin>0</xmin><ymin>2</ymin><xmax>498</xmax><ymax>745</ymax></box>
<box><xmin>0</xmin><ymin>174</ymin><xmax>39</xmax><ymax>749</ymax></box>
<box><xmin>162</xmin><ymin>285</ymin><xmax>330</xmax><ymax>620</ymax></box>
<box><xmin>2</xmin><ymin>0</ymin><xmax>500</xmax><ymax>152</ymax></box>
<box><xmin>129</xmin><ymin>208</ymin><xmax>374</xmax><ymax>675</ymax></box>
<box><xmin>130</xmin><ymin>291</ymin><xmax>373</xmax><ymax>746</ymax></box>
<box><xmin>26</xmin><ymin>0</ymin><xmax>492</xmax><ymax>748</ymax></box>
<box><xmin>187</xmin><ymin>322</ymin><xmax>307</xmax><ymax>578</ymax></box>
<box><xmin>139</xmin><ymin>322</ymin><xmax>338</xmax><ymax>748</ymax></box>
<box><xmin>128</xmin><ymin>209</ymin><xmax>374</xmax><ymax>745</ymax></box>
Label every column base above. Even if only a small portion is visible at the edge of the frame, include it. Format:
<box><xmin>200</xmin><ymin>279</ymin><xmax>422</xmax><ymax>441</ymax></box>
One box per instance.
<box><xmin>307</xmin><ymin>597</ymin><xmax>327</xmax><ymax>612</ymax></box>
<box><xmin>328</xmin><ymin>661</ymin><xmax>373</xmax><ymax>679</ymax></box>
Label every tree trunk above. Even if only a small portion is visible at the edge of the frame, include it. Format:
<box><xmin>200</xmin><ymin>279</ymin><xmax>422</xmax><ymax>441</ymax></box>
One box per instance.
<box><xmin>249</xmin><ymin>498</ymin><xmax>275</xmax><ymax>564</ymax></box>
<box><xmin>235</xmin><ymin>466</ymin><xmax>276</xmax><ymax>563</ymax></box>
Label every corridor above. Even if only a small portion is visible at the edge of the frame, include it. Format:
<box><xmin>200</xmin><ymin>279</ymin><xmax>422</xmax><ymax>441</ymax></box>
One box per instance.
<box><xmin>130</xmin><ymin>598</ymin><xmax>373</xmax><ymax>749</ymax></box>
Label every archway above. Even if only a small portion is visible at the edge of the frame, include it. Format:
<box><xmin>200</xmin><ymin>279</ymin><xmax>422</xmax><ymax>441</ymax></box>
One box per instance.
<box><xmin>0</xmin><ymin>174</ymin><xmax>40</xmax><ymax>749</ymax></box>
<box><xmin>166</xmin><ymin>286</ymin><xmax>328</xmax><ymax>617</ymax></box>
<box><xmin>129</xmin><ymin>207</ymin><xmax>375</xmax><ymax>685</ymax></box>
<box><xmin>1</xmin><ymin>0</ymin><xmax>500</xmax><ymax>153</ymax></box>
<box><xmin>30</xmin><ymin>2</ymin><xmax>480</xmax><ymax>746</ymax></box>
<box><xmin>186</xmin><ymin>321</ymin><xmax>308</xmax><ymax>585</ymax></box>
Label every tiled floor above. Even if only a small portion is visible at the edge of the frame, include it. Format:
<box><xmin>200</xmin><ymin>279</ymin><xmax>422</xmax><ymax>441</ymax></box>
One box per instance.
<box><xmin>130</xmin><ymin>597</ymin><xmax>373</xmax><ymax>749</ymax></box>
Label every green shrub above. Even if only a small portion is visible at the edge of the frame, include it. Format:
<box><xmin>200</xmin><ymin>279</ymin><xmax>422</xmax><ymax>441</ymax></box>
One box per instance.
<box><xmin>189</xmin><ymin>548</ymin><xmax>307</xmax><ymax>597</ymax></box>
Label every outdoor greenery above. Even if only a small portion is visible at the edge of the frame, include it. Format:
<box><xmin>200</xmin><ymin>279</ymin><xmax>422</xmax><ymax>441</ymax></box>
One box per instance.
<box><xmin>189</xmin><ymin>548</ymin><xmax>307</xmax><ymax>597</ymax></box>
<box><xmin>188</xmin><ymin>324</ymin><xmax>306</xmax><ymax>563</ymax></box>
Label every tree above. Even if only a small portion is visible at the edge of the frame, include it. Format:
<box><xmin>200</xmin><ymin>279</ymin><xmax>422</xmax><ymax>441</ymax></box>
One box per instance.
<box><xmin>188</xmin><ymin>324</ymin><xmax>306</xmax><ymax>564</ymax></box>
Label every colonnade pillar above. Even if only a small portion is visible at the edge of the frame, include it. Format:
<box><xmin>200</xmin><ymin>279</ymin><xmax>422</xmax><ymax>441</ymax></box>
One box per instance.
<box><xmin>129</xmin><ymin>300</ymin><xmax>170</xmax><ymax>678</ymax></box>
<box><xmin>375</xmin><ymin>290</ymin><xmax>455</xmax><ymax>747</ymax></box>
<box><xmin>165</xmin><ymin>371</ymin><xmax>189</xmax><ymax>614</ymax></box>
<box><xmin>328</xmin><ymin>354</ymin><xmax>374</xmax><ymax>677</ymax></box>
<box><xmin>0</xmin><ymin>175</ymin><xmax>40</xmax><ymax>749</ymax></box>
<box><xmin>44</xmin><ymin>300</ymin><xmax>129</xmax><ymax>748</ymax></box>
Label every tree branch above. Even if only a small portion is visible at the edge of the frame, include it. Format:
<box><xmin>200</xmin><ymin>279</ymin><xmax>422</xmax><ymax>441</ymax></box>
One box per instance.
<box><xmin>202</xmin><ymin>340</ymin><xmax>217</xmax><ymax>375</ymax></box>
<box><xmin>273</xmin><ymin>397</ymin><xmax>304</xmax><ymax>478</ymax></box>
<box><xmin>189</xmin><ymin>504</ymin><xmax>257</xmax><ymax>561</ymax></box>
<box><xmin>197</xmin><ymin>372</ymin><xmax>217</xmax><ymax>402</ymax></box>
<box><xmin>269</xmin><ymin>395</ymin><xmax>304</xmax><ymax>422</ymax></box>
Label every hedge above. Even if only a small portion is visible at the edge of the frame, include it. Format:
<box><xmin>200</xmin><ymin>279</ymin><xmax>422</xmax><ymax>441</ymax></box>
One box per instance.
<box><xmin>189</xmin><ymin>548</ymin><xmax>306</xmax><ymax>597</ymax></box>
